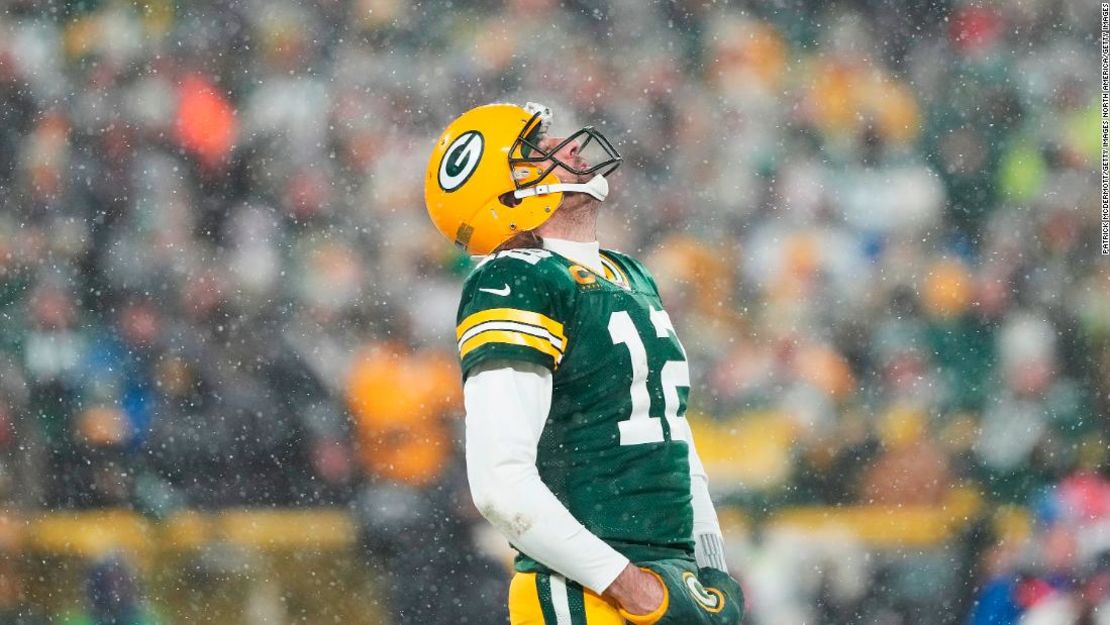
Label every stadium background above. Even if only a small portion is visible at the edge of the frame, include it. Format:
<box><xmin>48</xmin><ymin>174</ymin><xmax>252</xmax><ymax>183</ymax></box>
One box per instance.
<box><xmin>0</xmin><ymin>0</ymin><xmax>1106</xmax><ymax>623</ymax></box>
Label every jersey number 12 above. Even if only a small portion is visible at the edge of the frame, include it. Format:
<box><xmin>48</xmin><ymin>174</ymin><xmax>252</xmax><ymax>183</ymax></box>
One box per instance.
<box><xmin>608</xmin><ymin>308</ymin><xmax>691</xmax><ymax>447</ymax></box>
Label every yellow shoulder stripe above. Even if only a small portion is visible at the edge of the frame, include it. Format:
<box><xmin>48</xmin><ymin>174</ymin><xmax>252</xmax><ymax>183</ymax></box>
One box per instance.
<box><xmin>459</xmin><ymin>330</ymin><xmax>563</xmax><ymax>364</ymax></box>
<box><xmin>456</xmin><ymin>308</ymin><xmax>565</xmax><ymax>343</ymax></box>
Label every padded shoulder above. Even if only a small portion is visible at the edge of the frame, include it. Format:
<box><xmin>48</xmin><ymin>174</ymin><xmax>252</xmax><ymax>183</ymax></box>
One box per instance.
<box><xmin>600</xmin><ymin>249</ymin><xmax>662</xmax><ymax>296</ymax></box>
<box><xmin>463</xmin><ymin>248</ymin><xmax>577</xmax><ymax>295</ymax></box>
<box><xmin>456</xmin><ymin>248</ymin><xmax>577</xmax><ymax>377</ymax></box>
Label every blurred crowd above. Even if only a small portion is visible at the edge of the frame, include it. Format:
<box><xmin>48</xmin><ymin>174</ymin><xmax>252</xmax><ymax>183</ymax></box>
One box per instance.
<box><xmin>0</xmin><ymin>0</ymin><xmax>1106</xmax><ymax>623</ymax></box>
<box><xmin>966</xmin><ymin>472</ymin><xmax>1110</xmax><ymax>625</ymax></box>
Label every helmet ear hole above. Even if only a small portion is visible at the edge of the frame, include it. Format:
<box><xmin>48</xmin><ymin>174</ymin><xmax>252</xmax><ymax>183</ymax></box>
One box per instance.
<box><xmin>498</xmin><ymin>191</ymin><xmax>522</xmax><ymax>208</ymax></box>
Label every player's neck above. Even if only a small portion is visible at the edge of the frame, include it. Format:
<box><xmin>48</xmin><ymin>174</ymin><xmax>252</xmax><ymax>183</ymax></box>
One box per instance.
<box><xmin>536</xmin><ymin>199</ymin><xmax>603</xmax><ymax>273</ymax></box>
<box><xmin>535</xmin><ymin>199</ymin><xmax>598</xmax><ymax>243</ymax></box>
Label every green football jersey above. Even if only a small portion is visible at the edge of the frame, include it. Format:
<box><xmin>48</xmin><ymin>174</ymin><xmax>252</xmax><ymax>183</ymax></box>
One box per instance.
<box><xmin>456</xmin><ymin>246</ymin><xmax>696</xmax><ymax>571</ymax></box>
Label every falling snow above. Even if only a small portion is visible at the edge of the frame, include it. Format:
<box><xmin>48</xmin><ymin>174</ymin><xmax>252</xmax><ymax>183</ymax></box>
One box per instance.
<box><xmin>0</xmin><ymin>1</ymin><xmax>1105</xmax><ymax>624</ymax></box>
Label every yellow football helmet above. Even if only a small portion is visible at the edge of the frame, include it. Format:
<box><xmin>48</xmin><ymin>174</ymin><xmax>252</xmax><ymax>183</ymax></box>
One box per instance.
<box><xmin>424</xmin><ymin>102</ymin><xmax>621</xmax><ymax>254</ymax></box>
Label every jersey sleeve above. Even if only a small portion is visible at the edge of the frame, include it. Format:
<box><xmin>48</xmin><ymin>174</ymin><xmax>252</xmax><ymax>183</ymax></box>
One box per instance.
<box><xmin>455</xmin><ymin>251</ymin><xmax>570</xmax><ymax>378</ymax></box>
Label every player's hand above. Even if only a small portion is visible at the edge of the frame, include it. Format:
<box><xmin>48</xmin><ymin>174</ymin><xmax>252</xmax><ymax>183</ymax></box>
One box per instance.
<box><xmin>604</xmin><ymin>563</ymin><xmax>665</xmax><ymax>616</ymax></box>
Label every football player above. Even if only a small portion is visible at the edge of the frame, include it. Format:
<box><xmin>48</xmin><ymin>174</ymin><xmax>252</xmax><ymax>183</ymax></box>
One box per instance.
<box><xmin>425</xmin><ymin>102</ymin><xmax>744</xmax><ymax>625</ymax></box>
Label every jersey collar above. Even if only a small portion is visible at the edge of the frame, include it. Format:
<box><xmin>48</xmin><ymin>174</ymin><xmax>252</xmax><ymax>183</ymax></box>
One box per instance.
<box><xmin>542</xmin><ymin>238</ymin><xmax>604</xmax><ymax>275</ymax></box>
<box><xmin>542</xmin><ymin>237</ymin><xmax>631</xmax><ymax>290</ymax></box>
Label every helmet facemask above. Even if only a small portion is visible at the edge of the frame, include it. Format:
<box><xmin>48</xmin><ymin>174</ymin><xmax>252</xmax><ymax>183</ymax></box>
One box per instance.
<box><xmin>507</xmin><ymin>107</ymin><xmax>622</xmax><ymax>202</ymax></box>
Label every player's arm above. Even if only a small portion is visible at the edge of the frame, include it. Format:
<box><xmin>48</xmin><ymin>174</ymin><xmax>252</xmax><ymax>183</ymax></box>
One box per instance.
<box><xmin>464</xmin><ymin>360</ymin><xmax>631</xmax><ymax>592</ymax></box>
<box><xmin>676</xmin><ymin>418</ymin><xmax>729</xmax><ymax>572</ymax></box>
<box><xmin>465</xmin><ymin>361</ymin><xmax>664</xmax><ymax>613</ymax></box>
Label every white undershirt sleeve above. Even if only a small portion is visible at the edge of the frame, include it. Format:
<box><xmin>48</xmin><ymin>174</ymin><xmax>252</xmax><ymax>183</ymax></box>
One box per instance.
<box><xmin>674</xmin><ymin>417</ymin><xmax>729</xmax><ymax>572</ymax></box>
<box><xmin>463</xmin><ymin>361</ymin><xmax>630</xmax><ymax>594</ymax></box>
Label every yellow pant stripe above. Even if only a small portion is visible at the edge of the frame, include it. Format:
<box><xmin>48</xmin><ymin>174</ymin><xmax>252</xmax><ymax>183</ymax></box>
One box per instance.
<box><xmin>509</xmin><ymin>572</ymin><xmax>543</xmax><ymax>625</ymax></box>
<box><xmin>508</xmin><ymin>572</ymin><xmax>626</xmax><ymax>625</ymax></box>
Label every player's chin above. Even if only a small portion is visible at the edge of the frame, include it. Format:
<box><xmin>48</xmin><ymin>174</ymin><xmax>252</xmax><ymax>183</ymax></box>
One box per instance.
<box><xmin>560</xmin><ymin>191</ymin><xmax>598</xmax><ymax>211</ymax></box>
<box><xmin>569</xmin><ymin>173</ymin><xmax>596</xmax><ymax>187</ymax></box>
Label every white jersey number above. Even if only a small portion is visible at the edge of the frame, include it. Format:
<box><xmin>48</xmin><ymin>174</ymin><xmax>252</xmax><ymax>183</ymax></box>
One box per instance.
<box><xmin>608</xmin><ymin>308</ymin><xmax>690</xmax><ymax>446</ymax></box>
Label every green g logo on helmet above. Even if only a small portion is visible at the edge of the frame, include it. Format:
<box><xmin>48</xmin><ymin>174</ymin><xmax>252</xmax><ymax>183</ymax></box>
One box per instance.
<box><xmin>438</xmin><ymin>130</ymin><xmax>484</xmax><ymax>192</ymax></box>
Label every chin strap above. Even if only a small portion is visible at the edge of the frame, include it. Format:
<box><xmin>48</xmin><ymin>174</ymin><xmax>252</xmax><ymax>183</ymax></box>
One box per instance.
<box><xmin>512</xmin><ymin>174</ymin><xmax>610</xmax><ymax>202</ymax></box>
